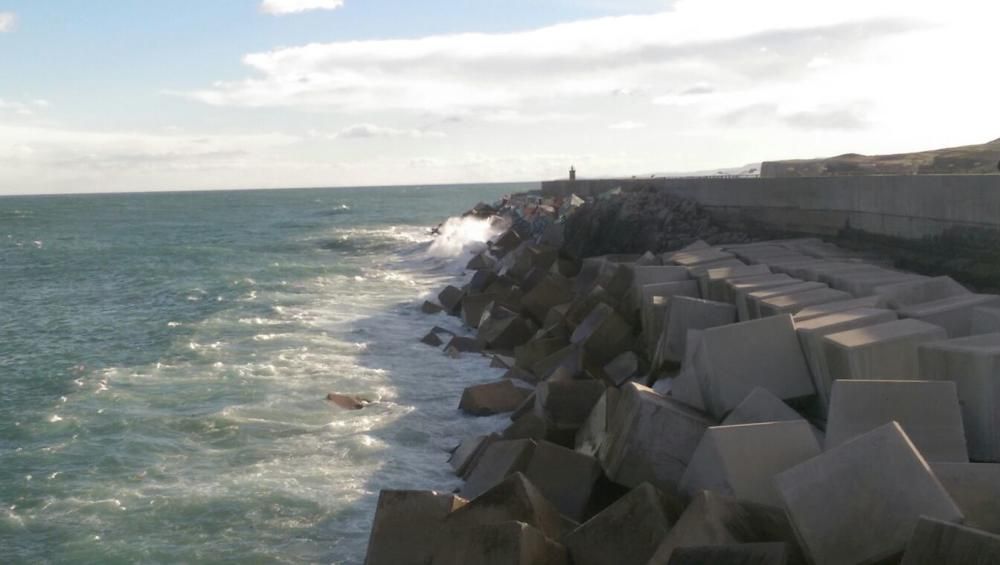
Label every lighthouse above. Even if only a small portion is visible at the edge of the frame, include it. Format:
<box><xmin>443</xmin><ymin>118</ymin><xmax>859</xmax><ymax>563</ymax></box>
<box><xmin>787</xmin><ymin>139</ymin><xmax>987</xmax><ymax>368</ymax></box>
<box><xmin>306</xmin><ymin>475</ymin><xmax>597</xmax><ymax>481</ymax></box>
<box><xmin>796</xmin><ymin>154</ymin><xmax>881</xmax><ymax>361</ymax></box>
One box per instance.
<box><xmin>569</xmin><ymin>165</ymin><xmax>577</xmax><ymax>181</ymax></box>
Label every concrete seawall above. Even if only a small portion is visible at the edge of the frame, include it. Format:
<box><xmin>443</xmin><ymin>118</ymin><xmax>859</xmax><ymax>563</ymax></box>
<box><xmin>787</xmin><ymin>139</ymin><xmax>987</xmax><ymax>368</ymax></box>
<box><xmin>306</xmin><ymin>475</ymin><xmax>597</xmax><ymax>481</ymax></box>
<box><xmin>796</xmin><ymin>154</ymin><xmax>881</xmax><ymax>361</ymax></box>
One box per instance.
<box><xmin>542</xmin><ymin>175</ymin><xmax>1000</xmax><ymax>241</ymax></box>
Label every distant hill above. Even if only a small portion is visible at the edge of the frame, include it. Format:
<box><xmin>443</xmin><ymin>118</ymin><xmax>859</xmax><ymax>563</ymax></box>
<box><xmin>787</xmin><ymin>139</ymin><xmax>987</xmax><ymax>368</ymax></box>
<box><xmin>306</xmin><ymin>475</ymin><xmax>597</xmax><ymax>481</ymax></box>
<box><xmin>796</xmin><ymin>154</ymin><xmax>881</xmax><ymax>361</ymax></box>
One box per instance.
<box><xmin>761</xmin><ymin>138</ymin><xmax>1000</xmax><ymax>178</ymax></box>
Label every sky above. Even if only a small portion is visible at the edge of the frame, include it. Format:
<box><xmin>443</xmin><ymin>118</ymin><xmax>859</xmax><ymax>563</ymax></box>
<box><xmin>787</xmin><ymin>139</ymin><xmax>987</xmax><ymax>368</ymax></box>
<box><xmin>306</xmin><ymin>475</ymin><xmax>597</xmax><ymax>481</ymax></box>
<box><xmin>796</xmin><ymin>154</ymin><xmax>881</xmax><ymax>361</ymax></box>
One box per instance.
<box><xmin>1</xmin><ymin>0</ymin><xmax>999</xmax><ymax>194</ymax></box>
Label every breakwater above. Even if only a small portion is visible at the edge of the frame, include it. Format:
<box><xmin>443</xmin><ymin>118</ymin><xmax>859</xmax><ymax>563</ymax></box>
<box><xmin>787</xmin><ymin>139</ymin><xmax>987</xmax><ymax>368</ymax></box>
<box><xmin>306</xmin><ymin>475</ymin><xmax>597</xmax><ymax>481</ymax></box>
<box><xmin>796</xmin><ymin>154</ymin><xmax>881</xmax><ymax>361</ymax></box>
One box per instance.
<box><xmin>361</xmin><ymin>188</ymin><xmax>1000</xmax><ymax>564</ymax></box>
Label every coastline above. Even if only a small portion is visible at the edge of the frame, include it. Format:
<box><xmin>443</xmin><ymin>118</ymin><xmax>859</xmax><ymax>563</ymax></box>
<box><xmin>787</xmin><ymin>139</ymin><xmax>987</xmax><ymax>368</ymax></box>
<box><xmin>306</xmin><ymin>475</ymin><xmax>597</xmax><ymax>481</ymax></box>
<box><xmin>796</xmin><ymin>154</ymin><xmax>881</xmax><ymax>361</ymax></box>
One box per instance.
<box><xmin>361</xmin><ymin>184</ymin><xmax>1000</xmax><ymax>564</ymax></box>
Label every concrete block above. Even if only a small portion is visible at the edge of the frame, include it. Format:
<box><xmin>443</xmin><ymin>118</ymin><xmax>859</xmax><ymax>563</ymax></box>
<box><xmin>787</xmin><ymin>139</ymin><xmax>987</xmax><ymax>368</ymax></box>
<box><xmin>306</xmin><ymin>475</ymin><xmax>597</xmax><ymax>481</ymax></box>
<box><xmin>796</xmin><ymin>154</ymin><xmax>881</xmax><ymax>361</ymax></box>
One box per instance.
<box><xmin>721</xmin><ymin>387</ymin><xmax>804</xmax><ymax>426</ymax></box>
<box><xmin>521</xmin><ymin>274</ymin><xmax>572</xmax><ymax>324</ymax></box>
<box><xmin>647</xmin><ymin>491</ymin><xmax>804</xmax><ymax>565</ymax></box>
<box><xmin>450</xmin><ymin>433</ymin><xmax>500</xmax><ymax>478</ymax></box>
<box><xmin>699</xmin><ymin>264</ymin><xmax>772</xmax><ymax>301</ymax></box>
<box><xmin>757</xmin><ymin>287</ymin><xmax>853</xmax><ymax>318</ymax></box>
<box><xmin>931</xmin><ymin>463</ymin><xmax>1000</xmax><ymax>534</ymax></box>
<box><xmin>728</xmin><ymin>275</ymin><xmax>801</xmax><ymax>320</ymax></box>
<box><xmin>524</xmin><ymin>441</ymin><xmax>602</xmax><ymax>521</ymax></box>
<box><xmin>679</xmin><ymin>421</ymin><xmax>821</xmax><ymax>506</ymax></box>
<box><xmin>461</xmin><ymin>439</ymin><xmax>536</xmax><ymax>500</ymax></box>
<box><xmin>720</xmin><ymin>273</ymin><xmax>793</xmax><ymax>303</ymax></box>
<box><xmin>640</xmin><ymin>280</ymin><xmax>701</xmax><ymax>353</ymax></box>
<box><xmin>795</xmin><ymin>307</ymin><xmax>900</xmax><ymax>415</ymax></box>
<box><xmin>898</xmin><ymin>293</ymin><xmax>1000</xmax><ymax>338</ymax></box>
<box><xmin>971</xmin><ymin>306</ymin><xmax>1000</xmax><ymax>335</ymax></box>
<box><xmin>444</xmin><ymin>336</ymin><xmax>482</xmax><ymax>356</ymax></box>
<box><xmin>830</xmin><ymin>270</ymin><xmax>924</xmax><ymax>297</ymax></box>
<box><xmin>530</xmin><ymin>344</ymin><xmax>584</xmax><ymax>382</ymax></box>
<box><xmin>668</xmin><ymin>330</ymin><xmax>706</xmax><ymax>411</ymax></box>
<box><xmin>502</xmin><ymin>413</ymin><xmax>549</xmax><ymax>443</ymax></box>
<box><xmin>919</xmin><ymin>333</ymin><xmax>1000</xmax><ymax>462</ymax></box>
<box><xmin>461</xmin><ymin>293</ymin><xmax>498</xmax><ymax>328</ymax></box>
<box><xmin>430</xmin><ymin>521</ymin><xmax>568</xmax><ymax>565</ymax></box>
<box><xmin>686</xmin><ymin>259</ymin><xmax>747</xmax><ymax>279</ymax></box>
<box><xmin>570</xmin><ymin>303</ymin><xmax>634</xmax><ymax>366</ymax></box>
<box><xmin>660</xmin><ymin>296</ymin><xmax>737</xmax><ymax>364</ymax></box>
<box><xmin>514</xmin><ymin>338</ymin><xmax>567</xmax><ymax>372</ymax></box>
<box><xmin>822</xmin><ymin>318</ymin><xmax>947</xmax><ymax>382</ymax></box>
<box><xmin>900</xmin><ymin>517</ymin><xmax>1000</xmax><ymax>565</ymax></box>
<box><xmin>365</xmin><ymin>490</ymin><xmax>467</xmax><ymax>565</ymax></box>
<box><xmin>468</xmin><ymin>268</ymin><xmax>497</xmax><ymax>293</ymax></box>
<box><xmin>599</xmin><ymin>383</ymin><xmax>715</xmax><ymax>491</ymax></box>
<box><xmin>666</xmin><ymin>543</ymin><xmax>789</xmax><ymax>565</ymax></box>
<box><xmin>774</xmin><ymin>422</ymin><xmax>963</xmax><ymax>565</ymax></box>
<box><xmin>602</xmin><ymin>351</ymin><xmax>638</xmax><ymax>387</ymax></box>
<box><xmin>448</xmin><ymin>473</ymin><xmax>565</xmax><ymax>541</ymax></box>
<box><xmin>574</xmin><ymin>388</ymin><xmax>619</xmax><ymax>458</ymax></box>
<box><xmin>421</xmin><ymin>300</ymin><xmax>445</xmax><ymax>314</ymax></box>
<box><xmin>745</xmin><ymin>282</ymin><xmax>826</xmax><ymax>320</ymax></box>
<box><xmin>479</xmin><ymin>315</ymin><xmax>536</xmax><ymax>351</ymax></box>
<box><xmin>792</xmin><ymin>295</ymin><xmax>887</xmax><ymax>322</ymax></box>
<box><xmin>875</xmin><ymin>275</ymin><xmax>971</xmax><ymax>309</ymax></box>
<box><xmin>534</xmin><ymin>380</ymin><xmax>606</xmax><ymax>433</ymax></box>
<box><xmin>460</xmin><ymin>380</ymin><xmax>534</xmax><ymax>417</ymax></box>
<box><xmin>438</xmin><ymin>285</ymin><xmax>466</xmax><ymax>315</ymax></box>
<box><xmin>564</xmin><ymin>483</ymin><xmax>682</xmax><ymax>565</ymax></box>
<box><xmin>825</xmin><ymin>380</ymin><xmax>968</xmax><ymax>462</ymax></box>
<box><xmin>668</xmin><ymin>248</ymin><xmax>736</xmax><ymax>267</ymax></box>
<box><xmin>694</xmin><ymin>315</ymin><xmax>815</xmax><ymax>419</ymax></box>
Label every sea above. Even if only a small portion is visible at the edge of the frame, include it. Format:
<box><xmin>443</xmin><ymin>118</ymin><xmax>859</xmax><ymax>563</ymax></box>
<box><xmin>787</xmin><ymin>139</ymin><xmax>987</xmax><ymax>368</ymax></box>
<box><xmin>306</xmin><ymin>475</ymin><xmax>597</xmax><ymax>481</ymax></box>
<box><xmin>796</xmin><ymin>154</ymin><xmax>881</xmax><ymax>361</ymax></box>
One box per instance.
<box><xmin>0</xmin><ymin>183</ymin><xmax>532</xmax><ymax>564</ymax></box>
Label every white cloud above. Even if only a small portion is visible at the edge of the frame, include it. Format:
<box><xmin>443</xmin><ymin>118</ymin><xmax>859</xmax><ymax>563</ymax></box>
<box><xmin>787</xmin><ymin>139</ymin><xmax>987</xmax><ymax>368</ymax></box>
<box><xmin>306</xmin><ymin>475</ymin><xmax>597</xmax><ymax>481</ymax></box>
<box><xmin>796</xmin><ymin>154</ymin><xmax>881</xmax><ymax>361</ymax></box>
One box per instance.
<box><xmin>191</xmin><ymin>0</ymin><xmax>941</xmax><ymax>117</ymax></box>
<box><xmin>260</xmin><ymin>0</ymin><xmax>344</xmax><ymax>15</ymax></box>
<box><xmin>0</xmin><ymin>98</ymin><xmax>44</xmax><ymax>116</ymax></box>
<box><xmin>332</xmin><ymin>123</ymin><xmax>445</xmax><ymax>139</ymax></box>
<box><xmin>609</xmin><ymin>121</ymin><xmax>646</xmax><ymax>130</ymax></box>
<box><xmin>0</xmin><ymin>12</ymin><xmax>16</xmax><ymax>33</ymax></box>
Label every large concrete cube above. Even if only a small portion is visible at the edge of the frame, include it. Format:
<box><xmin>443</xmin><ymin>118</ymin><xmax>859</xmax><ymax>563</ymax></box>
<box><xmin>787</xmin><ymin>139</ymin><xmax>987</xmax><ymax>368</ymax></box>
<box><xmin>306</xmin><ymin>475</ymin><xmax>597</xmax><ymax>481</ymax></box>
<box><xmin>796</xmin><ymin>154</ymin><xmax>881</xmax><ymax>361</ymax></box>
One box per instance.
<box><xmin>430</xmin><ymin>521</ymin><xmax>568</xmax><ymax>565</ymax></box>
<box><xmin>757</xmin><ymin>287</ymin><xmax>853</xmax><ymax>318</ymax></box>
<box><xmin>728</xmin><ymin>275</ymin><xmax>801</xmax><ymax>320</ymax></box>
<box><xmin>874</xmin><ymin>275</ymin><xmax>971</xmax><ymax>309</ymax></box>
<box><xmin>599</xmin><ymin>382</ymin><xmax>715</xmax><ymax>491</ymax></box>
<box><xmin>646</xmin><ymin>491</ymin><xmax>804</xmax><ymax>565</ymax></box>
<box><xmin>678</xmin><ymin>421</ymin><xmax>821</xmax><ymax>506</ymax></box>
<box><xmin>971</xmin><ymin>306</ymin><xmax>1000</xmax><ymax>335</ymax></box>
<box><xmin>524</xmin><ymin>441</ymin><xmax>602</xmax><ymax>521</ymax></box>
<box><xmin>693</xmin><ymin>315</ymin><xmax>815</xmax><ymax>419</ymax></box>
<box><xmin>570</xmin><ymin>303</ymin><xmax>634</xmax><ymax>366</ymax></box>
<box><xmin>520</xmin><ymin>274</ymin><xmax>572</xmax><ymax>324</ymax></box>
<box><xmin>721</xmin><ymin>387</ymin><xmax>805</xmax><ymax>426</ymax></box>
<box><xmin>668</xmin><ymin>248</ymin><xmax>736</xmax><ymax>267</ymax></box>
<box><xmin>825</xmin><ymin>380</ymin><xmax>968</xmax><ymax>461</ymax></box>
<box><xmin>919</xmin><ymin>333</ymin><xmax>1000</xmax><ymax>462</ymax></box>
<box><xmin>660</xmin><ymin>296</ymin><xmax>737</xmax><ymax>364</ymax></box>
<box><xmin>446</xmin><ymin>473</ymin><xmax>565</xmax><ymax>541</ymax></box>
<box><xmin>745</xmin><ymin>282</ymin><xmax>826</xmax><ymax>320</ymax></box>
<box><xmin>774</xmin><ymin>422</ymin><xmax>963</xmax><ymax>565</ymax></box>
<box><xmin>822</xmin><ymin>318</ymin><xmax>947</xmax><ymax>382</ymax></box>
<box><xmin>366</xmin><ymin>490</ymin><xmax>467</xmax><ymax>565</ymax></box>
<box><xmin>460</xmin><ymin>380</ymin><xmax>534</xmax><ymax>416</ymax></box>
<box><xmin>461</xmin><ymin>439</ymin><xmax>536</xmax><ymax>500</ymax></box>
<box><xmin>534</xmin><ymin>380</ymin><xmax>606</xmax><ymax>433</ymax></box>
<box><xmin>698</xmin><ymin>264</ymin><xmax>772</xmax><ymax>301</ymax></box>
<box><xmin>668</xmin><ymin>330</ymin><xmax>707</xmax><ymax>411</ymax></box>
<box><xmin>564</xmin><ymin>483</ymin><xmax>681</xmax><ymax>565</ymax></box>
<box><xmin>792</xmin><ymin>295</ymin><xmax>887</xmax><ymax>322</ymax></box>
<box><xmin>899</xmin><ymin>517</ymin><xmax>1000</xmax><ymax>565</ymax></box>
<box><xmin>575</xmin><ymin>388</ymin><xmax>620</xmax><ymax>458</ymax></box>
<box><xmin>640</xmin><ymin>280</ymin><xmax>701</xmax><ymax>353</ymax></box>
<box><xmin>931</xmin><ymin>463</ymin><xmax>1000</xmax><ymax>534</ymax></box>
<box><xmin>795</xmin><ymin>307</ymin><xmax>899</xmax><ymax>415</ymax></box>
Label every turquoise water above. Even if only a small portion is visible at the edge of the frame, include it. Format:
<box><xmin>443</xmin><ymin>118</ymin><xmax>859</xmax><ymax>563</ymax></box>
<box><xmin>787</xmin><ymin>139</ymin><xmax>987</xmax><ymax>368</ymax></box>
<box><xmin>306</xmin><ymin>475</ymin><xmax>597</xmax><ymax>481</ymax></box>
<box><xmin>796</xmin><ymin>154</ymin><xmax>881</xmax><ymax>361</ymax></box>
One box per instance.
<box><xmin>0</xmin><ymin>184</ymin><xmax>530</xmax><ymax>564</ymax></box>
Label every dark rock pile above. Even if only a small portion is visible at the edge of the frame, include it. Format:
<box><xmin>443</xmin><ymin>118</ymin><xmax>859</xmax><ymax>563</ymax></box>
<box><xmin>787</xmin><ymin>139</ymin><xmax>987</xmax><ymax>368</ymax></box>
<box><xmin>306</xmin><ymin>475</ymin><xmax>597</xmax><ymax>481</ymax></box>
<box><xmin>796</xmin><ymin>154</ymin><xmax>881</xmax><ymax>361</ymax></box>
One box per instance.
<box><xmin>561</xmin><ymin>185</ymin><xmax>751</xmax><ymax>259</ymax></box>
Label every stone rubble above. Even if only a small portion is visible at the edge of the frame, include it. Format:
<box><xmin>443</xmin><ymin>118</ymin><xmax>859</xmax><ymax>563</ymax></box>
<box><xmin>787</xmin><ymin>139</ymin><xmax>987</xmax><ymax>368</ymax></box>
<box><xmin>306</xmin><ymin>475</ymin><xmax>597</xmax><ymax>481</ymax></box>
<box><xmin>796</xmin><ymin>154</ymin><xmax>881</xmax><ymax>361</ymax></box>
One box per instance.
<box><xmin>363</xmin><ymin>192</ymin><xmax>1000</xmax><ymax>565</ymax></box>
